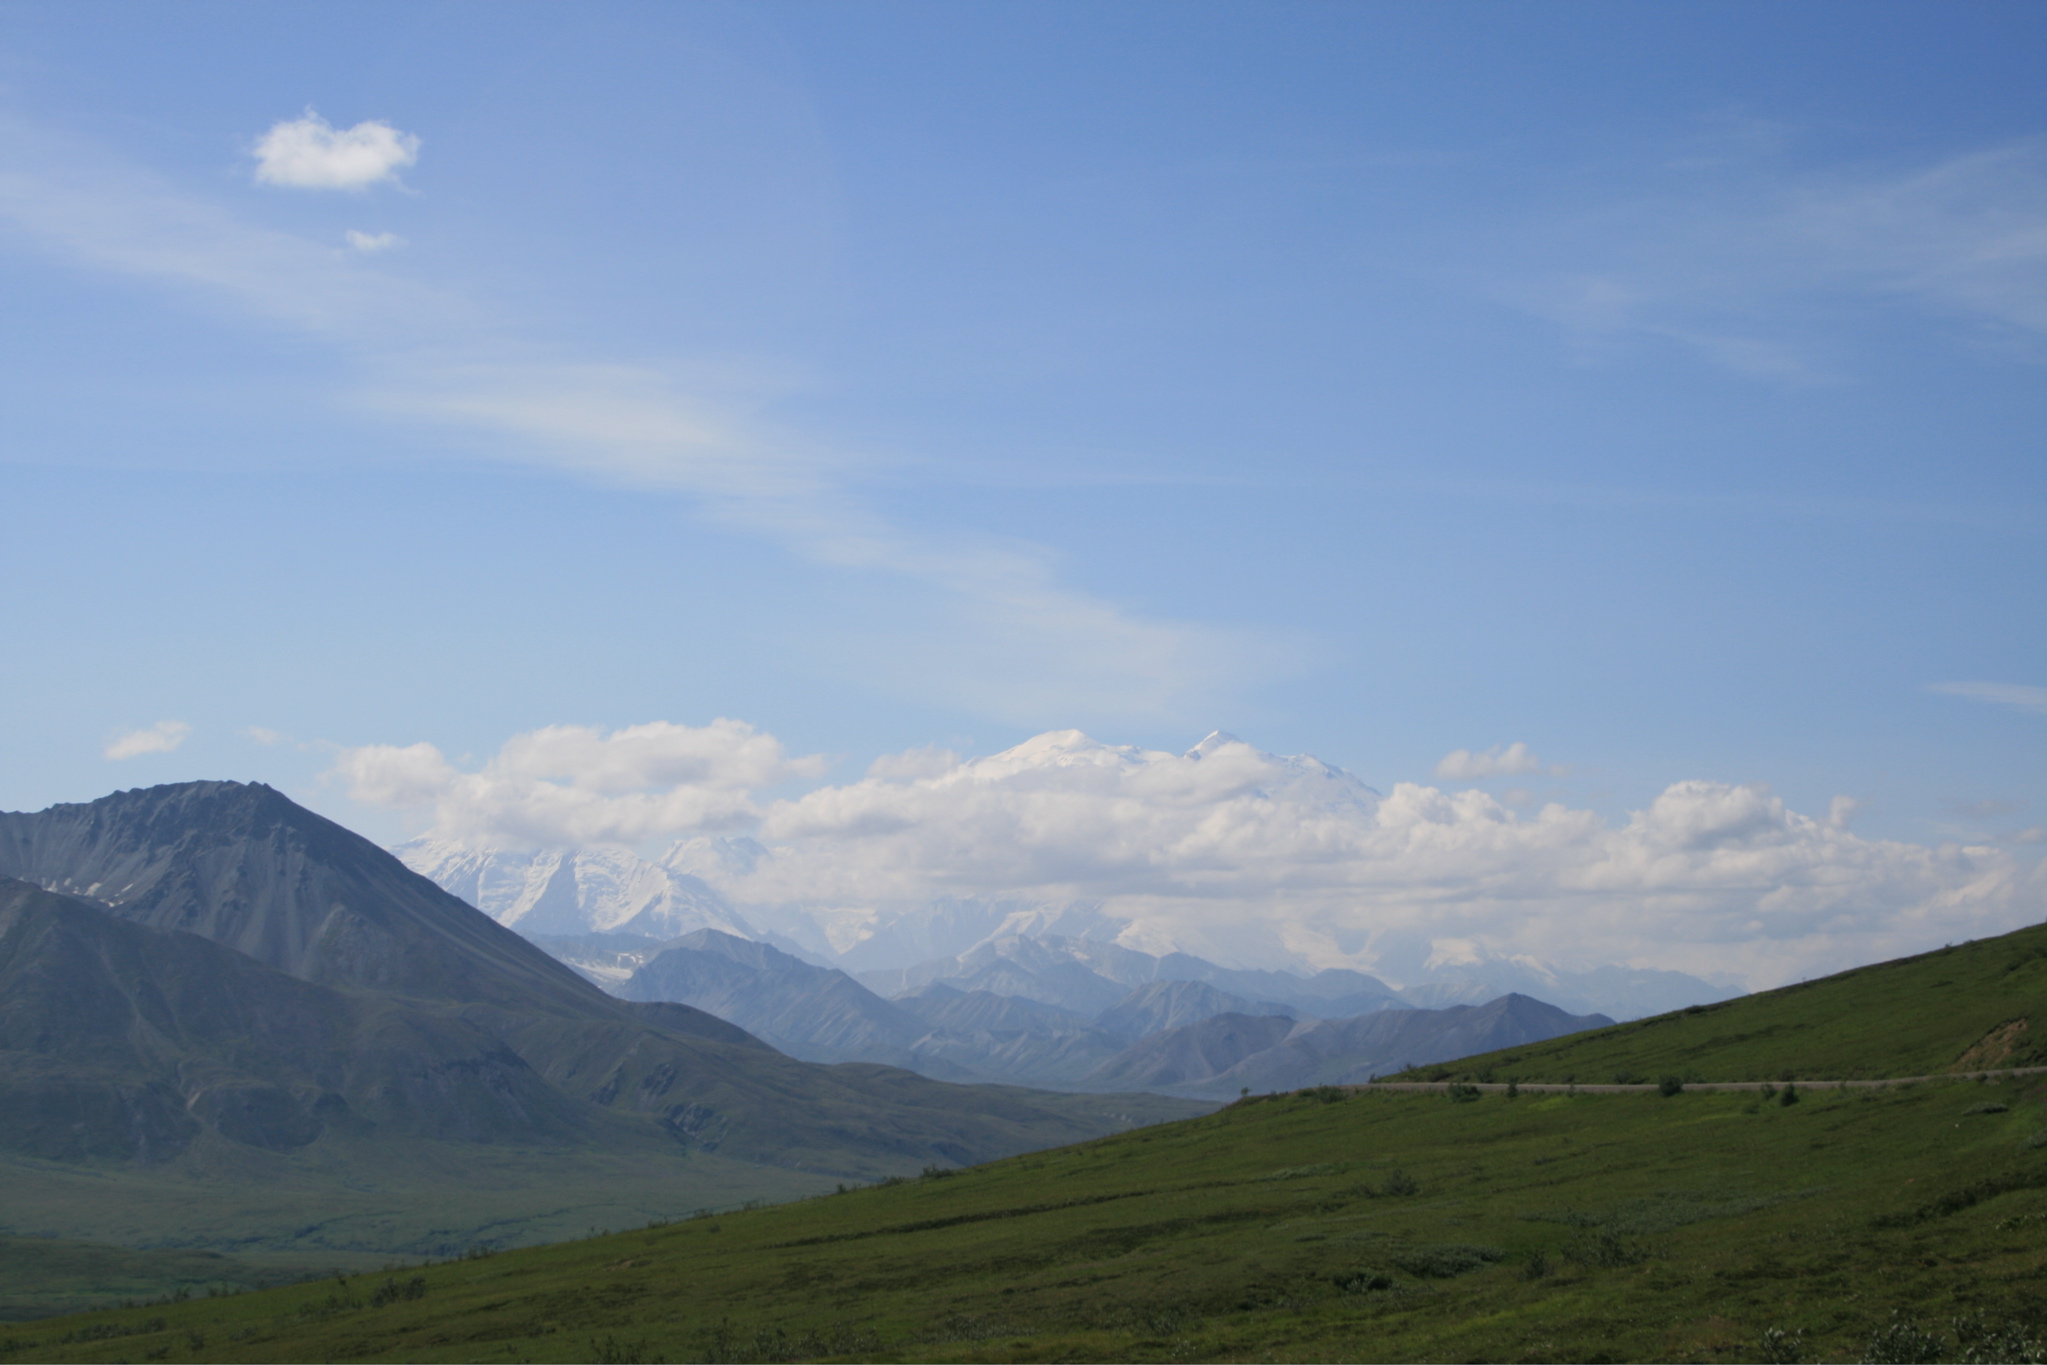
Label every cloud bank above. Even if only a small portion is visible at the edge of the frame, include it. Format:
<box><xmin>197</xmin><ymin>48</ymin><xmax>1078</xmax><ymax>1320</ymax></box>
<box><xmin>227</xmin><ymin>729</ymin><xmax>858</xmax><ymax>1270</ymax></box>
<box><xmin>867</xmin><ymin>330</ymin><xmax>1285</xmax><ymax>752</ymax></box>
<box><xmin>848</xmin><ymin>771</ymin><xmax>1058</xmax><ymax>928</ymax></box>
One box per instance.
<box><xmin>333</xmin><ymin>719</ymin><xmax>826</xmax><ymax>848</ymax></box>
<box><xmin>104</xmin><ymin>720</ymin><xmax>190</xmax><ymax>759</ymax></box>
<box><xmin>333</xmin><ymin>723</ymin><xmax>2038</xmax><ymax>990</ymax></box>
<box><xmin>253</xmin><ymin>112</ymin><xmax>419</xmax><ymax>190</ymax></box>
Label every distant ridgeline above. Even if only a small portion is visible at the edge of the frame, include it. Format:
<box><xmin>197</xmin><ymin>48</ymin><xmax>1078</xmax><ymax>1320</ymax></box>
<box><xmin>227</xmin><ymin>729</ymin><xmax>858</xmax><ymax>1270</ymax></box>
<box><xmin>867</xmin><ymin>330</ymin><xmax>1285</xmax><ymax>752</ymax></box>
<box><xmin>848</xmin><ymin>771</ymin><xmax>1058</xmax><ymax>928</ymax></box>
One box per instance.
<box><xmin>530</xmin><ymin>928</ymin><xmax>1612</xmax><ymax>1099</ymax></box>
<box><xmin>0</xmin><ymin>781</ymin><xmax>1203</xmax><ymax>1268</ymax></box>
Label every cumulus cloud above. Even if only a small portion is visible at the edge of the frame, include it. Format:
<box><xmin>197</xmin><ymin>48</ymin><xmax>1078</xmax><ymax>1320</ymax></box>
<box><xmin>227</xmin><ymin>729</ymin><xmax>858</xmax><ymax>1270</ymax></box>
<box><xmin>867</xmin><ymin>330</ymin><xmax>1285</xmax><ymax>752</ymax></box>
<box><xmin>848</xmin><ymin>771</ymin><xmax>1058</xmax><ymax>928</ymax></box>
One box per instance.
<box><xmin>104</xmin><ymin>720</ymin><xmax>191</xmax><ymax>759</ymax></box>
<box><xmin>1435</xmin><ymin>742</ymin><xmax>1554</xmax><ymax>780</ymax></box>
<box><xmin>253</xmin><ymin>111</ymin><xmax>418</xmax><ymax>190</ymax></box>
<box><xmin>331</xmin><ymin>719</ymin><xmax>828</xmax><ymax>849</ymax></box>
<box><xmin>1930</xmin><ymin>681</ymin><xmax>2047</xmax><ymax>717</ymax></box>
<box><xmin>345</xmin><ymin>229</ymin><xmax>402</xmax><ymax>252</ymax></box>
<box><xmin>346</xmin><ymin>719</ymin><xmax>2036</xmax><ymax>990</ymax></box>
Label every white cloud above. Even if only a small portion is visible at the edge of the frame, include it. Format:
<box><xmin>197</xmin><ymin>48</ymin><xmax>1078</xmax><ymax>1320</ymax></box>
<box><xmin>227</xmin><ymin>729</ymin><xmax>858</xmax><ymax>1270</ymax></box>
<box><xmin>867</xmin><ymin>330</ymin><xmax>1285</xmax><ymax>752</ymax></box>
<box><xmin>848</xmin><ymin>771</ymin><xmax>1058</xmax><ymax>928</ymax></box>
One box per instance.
<box><xmin>345</xmin><ymin>229</ymin><xmax>402</xmax><ymax>252</ymax></box>
<box><xmin>1930</xmin><ymin>681</ymin><xmax>2047</xmax><ymax>717</ymax></box>
<box><xmin>1434</xmin><ymin>742</ymin><xmax>1555</xmax><ymax>779</ymax></box>
<box><xmin>331</xmin><ymin>720</ymin><xmax>828</xmax><ymax>849</ymax></box>
<box><xmin>104</xmin><ymin>720</ymin><xmax>191</xmax><ymax>759</ymax></box>
<box><xmin>243</xmin><ymin>726</ymin><xmax>283</xmax><ymax>746</ymax></box>
<box><xmin>344</xmin><ymin>722</ymin><xmax>2034</xmax><ymax>991</ymax></box>
<box><xmin>253</xmin><ymin>112</ymin><xmax>418</xmax><ymax>191</ymax></box>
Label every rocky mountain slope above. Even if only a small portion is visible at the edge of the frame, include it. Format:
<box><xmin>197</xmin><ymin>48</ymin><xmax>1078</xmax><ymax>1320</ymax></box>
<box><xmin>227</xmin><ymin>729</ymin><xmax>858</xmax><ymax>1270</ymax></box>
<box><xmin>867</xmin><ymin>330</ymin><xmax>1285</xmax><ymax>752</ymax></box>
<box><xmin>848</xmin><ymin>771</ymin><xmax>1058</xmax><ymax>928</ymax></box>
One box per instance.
<box><xmin>0</xmin><ymin>783</ymin><xmax>1196</xmax><ymax>1183</ymax></box>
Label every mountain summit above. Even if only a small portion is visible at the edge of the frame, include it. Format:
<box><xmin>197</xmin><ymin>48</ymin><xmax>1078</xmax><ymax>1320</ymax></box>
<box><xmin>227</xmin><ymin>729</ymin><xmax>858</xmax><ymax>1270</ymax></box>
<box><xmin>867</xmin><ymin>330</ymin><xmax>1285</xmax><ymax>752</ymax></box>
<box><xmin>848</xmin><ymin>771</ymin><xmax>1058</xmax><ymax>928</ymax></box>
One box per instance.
<box><xmin>0</xmin><ymin>782</ymin><xmax>1196</xmax><ymax>1183</ymax></box>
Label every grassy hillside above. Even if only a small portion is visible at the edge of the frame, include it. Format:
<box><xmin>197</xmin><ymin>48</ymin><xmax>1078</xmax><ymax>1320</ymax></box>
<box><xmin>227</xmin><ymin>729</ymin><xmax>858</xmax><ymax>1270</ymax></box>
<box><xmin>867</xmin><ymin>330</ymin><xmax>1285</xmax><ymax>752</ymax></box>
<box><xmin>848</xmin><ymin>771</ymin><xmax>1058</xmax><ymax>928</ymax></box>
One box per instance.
<box><xmin>1388</xmin><ymin>919</ymin><xmax>2047</xmax><ymax>1087</ymax></box>
<box><xmin>10</xmin><ymin>1073</ymin><xmax>2046</xmax><ymax>1363</ymax></box>
<box><xmin>0</xmin><ymin>1237</ymin><xmax>303</xmax><ymax>1324</ymax></box>
<box><xmin>0</xmin><ymin>1088</ymin><xmax>1199</xmax><ymax>1272</ymax></box>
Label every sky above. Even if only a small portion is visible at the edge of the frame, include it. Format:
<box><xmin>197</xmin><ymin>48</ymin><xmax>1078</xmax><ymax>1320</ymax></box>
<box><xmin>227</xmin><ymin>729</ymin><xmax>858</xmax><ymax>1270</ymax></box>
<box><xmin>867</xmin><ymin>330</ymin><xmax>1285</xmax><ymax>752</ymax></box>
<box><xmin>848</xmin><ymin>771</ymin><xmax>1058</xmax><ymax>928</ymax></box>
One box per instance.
<box><xmin>1</xmin><ymin>1</ymin><xmax>2043</xmax><ymax>986</ymax></box>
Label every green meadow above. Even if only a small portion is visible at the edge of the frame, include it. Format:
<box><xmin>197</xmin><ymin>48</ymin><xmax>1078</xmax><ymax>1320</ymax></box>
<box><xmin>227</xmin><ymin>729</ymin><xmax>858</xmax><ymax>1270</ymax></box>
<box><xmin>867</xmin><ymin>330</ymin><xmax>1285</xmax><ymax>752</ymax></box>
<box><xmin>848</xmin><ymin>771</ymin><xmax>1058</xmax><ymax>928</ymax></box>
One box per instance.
<box><xmin>7</xmin><ymin>921</ymin><xmax>2046</xmax><ymax>1363</ymax></box>
<box><xmin>6</xmin><ymin>1074</ymin><xmax>2045</xmax><ymax>1363</ymax></box>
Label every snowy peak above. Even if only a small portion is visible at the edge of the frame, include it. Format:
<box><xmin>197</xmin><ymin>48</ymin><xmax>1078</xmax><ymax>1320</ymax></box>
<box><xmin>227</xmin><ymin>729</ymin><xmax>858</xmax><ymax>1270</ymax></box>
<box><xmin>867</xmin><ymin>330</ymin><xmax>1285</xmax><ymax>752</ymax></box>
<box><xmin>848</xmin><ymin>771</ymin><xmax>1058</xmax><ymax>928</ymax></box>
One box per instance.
<box><xmin>393</xmin><ymin>838</ymin><xmax>755</xmax><ymax>941</ymax></box>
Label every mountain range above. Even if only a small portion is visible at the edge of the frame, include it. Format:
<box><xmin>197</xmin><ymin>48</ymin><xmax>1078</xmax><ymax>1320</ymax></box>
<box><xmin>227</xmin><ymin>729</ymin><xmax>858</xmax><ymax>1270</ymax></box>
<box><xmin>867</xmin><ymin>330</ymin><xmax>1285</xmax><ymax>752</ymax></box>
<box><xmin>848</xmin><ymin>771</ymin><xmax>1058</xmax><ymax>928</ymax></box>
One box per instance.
<box><xmin>531</xmin><ymin>927</ymin><xmax>1611</xmax><ymax>1094</ymax></box>
<box><xmin>0</xmin><ymin>782</ymin><xmax>1208</xmax><ymax>1257</ymax></box>
<box><xmin>400</xmin><ymin>834</ymin><xmax>1736</xmax><ymax>1020</ymax></box>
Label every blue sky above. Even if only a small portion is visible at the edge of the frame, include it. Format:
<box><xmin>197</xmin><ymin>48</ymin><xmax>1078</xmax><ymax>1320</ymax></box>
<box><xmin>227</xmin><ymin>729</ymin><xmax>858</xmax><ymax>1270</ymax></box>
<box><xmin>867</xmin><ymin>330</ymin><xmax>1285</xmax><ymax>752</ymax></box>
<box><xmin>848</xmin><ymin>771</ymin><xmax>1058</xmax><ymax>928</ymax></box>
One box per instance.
<box><xmin>1</xmin><ymin>0</ymin><xmax>2043</xmax><ymax>905</ymax></box>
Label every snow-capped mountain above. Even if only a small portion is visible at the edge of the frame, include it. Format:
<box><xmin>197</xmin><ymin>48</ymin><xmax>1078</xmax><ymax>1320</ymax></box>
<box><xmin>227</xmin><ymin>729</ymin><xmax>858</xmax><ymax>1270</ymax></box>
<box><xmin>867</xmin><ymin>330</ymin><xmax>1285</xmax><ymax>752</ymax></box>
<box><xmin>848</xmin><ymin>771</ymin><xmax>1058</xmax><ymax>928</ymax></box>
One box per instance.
<box><xmin>391</xmin><ymin>730</ymin><xmax>1741</xmax><ymax>1021</ymax></box>
<box><xmin>394</xmin><ymin>838</ymin><xmax>757</xmax><ymax>940</ymax></box>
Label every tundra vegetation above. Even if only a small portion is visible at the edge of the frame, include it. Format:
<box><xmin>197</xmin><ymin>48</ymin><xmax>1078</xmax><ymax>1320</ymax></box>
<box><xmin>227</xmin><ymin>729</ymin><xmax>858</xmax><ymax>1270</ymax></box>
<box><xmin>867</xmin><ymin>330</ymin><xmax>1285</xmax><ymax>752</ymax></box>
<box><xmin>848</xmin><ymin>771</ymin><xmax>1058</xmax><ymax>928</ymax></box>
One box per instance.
<box><xmin>7</xmin><ymin>914</ymin><xmax>2046</xmax><ymax>1362</ymax></box>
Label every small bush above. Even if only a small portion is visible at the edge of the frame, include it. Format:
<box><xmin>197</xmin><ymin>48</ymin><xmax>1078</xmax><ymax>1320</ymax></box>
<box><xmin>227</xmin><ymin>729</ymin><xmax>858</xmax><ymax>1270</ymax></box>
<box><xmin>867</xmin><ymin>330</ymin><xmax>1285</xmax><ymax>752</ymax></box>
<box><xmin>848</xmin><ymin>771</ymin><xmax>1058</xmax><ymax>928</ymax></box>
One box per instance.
<box><xmin>1757</xmin><ymin>1326</ymin><xmax>1806</xmax><ymax>1363</ymax></box>
<box><xmin>1331</xmin><ymin>1270</ymin><xmax>1395</xmax><ymax>1294</ymax></box>
<box><xmin>1447</xmin><ymin>1083</ymin><xmax>1482</xmax><ymax>1103</ymax></box>
<box><xmin>1563</xmin><ymin>1232</ymin><xmax>1651</xmax><ymax>1268</ymax></box>
<box><xmin>370</xmin><ymin>1275</ymin><xmax>426</xmax><ymax>1308</ymax></box>
<box><xmin>1862</xmin><ymin>1310</ymin><xmax>1944</xmax><ymax>1364</ymax></box>
<box><xmin>1659</xmin><ymin>1075</ymin><xmax>1685</xmax><ymax>1097</ymax></box>
<box><xmin>1780</xmin><ymin>1083</ymin><xmax>1801</xmax><ymax>1107</ymax></box>
<box><xmin>1378</xmin><ymin>1169</ymin><xmax>1421</xmax><ymax>1197</ymax></box>
<box><xmin>1962</xmin><ymin>1102</ymin><xmax>2010</xmax><ymax>1116</ymax></box>
<box><xmin>1521</xmin><ymin>1250</ymin><xmax>1551</xmax><ymax>1280</ymax></box>
<box><xmin>1951</xmin><ymin>1310</ymin><xmax>2047</xmax><ymax>1363</ymax></box>
<box><xmin>1613</xmin><ymin>1071</ymin><xmax>1649</xmax><ymax>1086</ymax></box>
<box><xmin>590</xmin><ymin>1333</ymin><xmax>661</xmax><ymax>1364</ymax></box>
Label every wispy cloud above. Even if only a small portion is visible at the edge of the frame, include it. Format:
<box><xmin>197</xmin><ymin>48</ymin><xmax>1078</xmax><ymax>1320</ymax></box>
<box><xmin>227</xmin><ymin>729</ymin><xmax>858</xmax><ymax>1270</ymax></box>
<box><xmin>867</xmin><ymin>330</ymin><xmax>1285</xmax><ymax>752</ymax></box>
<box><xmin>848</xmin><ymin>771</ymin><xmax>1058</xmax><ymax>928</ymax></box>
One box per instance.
<box><xmin>1506</xmin><ymin>136</ymin><xmax>2047</xmax><ymax>380</ymax></box>
<box><xmin>253</xmin><ymin>111</ymin><xmax>419</xmax><ymax>191</ymax></box>
<box><xmin>104</xmin><ymin>720</ymin><xmax>190</xmax><ymax>759</ymax></box>
<box><xmin>0</xmin><ymin>112</ymin><xmax>1276</xmax><ymax>723</ymax></box>
<box><xmin>1929</xmin><ymin>681</ymin><xmax>2047</xmax><ymax>717</ymax></box>
<box><xmin>345</xmin><ymin>229</ymin><xmax>402</xmax><ymax>253</ymax></box>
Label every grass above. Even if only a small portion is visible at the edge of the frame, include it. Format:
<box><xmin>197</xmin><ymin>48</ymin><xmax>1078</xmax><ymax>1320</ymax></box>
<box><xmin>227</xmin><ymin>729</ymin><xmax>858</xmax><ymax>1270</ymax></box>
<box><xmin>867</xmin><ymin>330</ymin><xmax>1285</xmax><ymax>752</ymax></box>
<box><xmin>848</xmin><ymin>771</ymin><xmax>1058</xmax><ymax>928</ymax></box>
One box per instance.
<box><xmin>9</xmin><ymin>1071</ymin><xmax>2046</xmax><ymax>1362</ymax></box>
<box><xmin>1394</xmin><ymin>919</ymin><xmax>2047</xmax><ymax>1086</ymax></box>
<box><xmin>0</xmin><ymin>1237</ymin><xmax>305</xmax><ymax>1324</ymax></box>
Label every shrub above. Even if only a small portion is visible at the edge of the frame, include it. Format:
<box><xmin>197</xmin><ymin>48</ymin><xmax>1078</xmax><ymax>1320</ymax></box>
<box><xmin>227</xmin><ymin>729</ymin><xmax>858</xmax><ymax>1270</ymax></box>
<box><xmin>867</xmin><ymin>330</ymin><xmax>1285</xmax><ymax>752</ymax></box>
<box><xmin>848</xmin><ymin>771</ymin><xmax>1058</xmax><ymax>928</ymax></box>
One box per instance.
<box><xmin>1659</xmin><ymin>1075</ymin><xmax>1685</xmax><ymax>1097</ymax></box>
<box><xmin>1330</xmin><ymin>1270</ymin><xmax>1395</xmax><ymax>1294</ymax></box>
<box><xmin>1756</xmin><ymin>1326</ymin><xmax>1806</xmax><ymax>1363</ymax></box>
<box><xmin>1563</xmin><ymin>1232</ymin><xmax>1650</xmax><ymax>1268</ymax></box>
<box><xmin>1447</xmin><ymin>1083</ymin><xmax>1482</xmax><ymax>1103</ymax></box>
<box><xmin>1393</xmin><ymin>1244</ymin><xmax>1503</xmax><ymax>1278</ymax></box>
<box><xmin>1951</xmin><ymin>1311</ymin><xmax>2047</xmax><ymax>1364</ymax></box>
<box><xmin>1861</xmin><ymin>1310</ymin><xmax>1944</xmax><ymax>1364</ymax></box>
<box><xmin>1962</xmin><ymin>1102</ymin><xmax>2009</xmax><ymax>1116</ymax></box>
<box><xmin>370</xmin><ymin>1275</ymin><xmax>426</xmax><ymax>1308</ymax></box>
<box><xmin>1378</xmin><ymin>1169</ymin><xmax>1421</xmax><ymax>1197</ymax></box>
<box><xmin>1521</xmin><ymin>1250</ymin><xmax>1551</xmax><ymax>1280</ymax></box>
<box><xmin>1780</xmin><ymin>1083</ymin><xmax>1801</xmax><ymax>1107</ymax></box>
<box><xmin>1613</xmin><ymin>1071</ymin><xmax>1650</xmax><ymax>1086</ymax></box>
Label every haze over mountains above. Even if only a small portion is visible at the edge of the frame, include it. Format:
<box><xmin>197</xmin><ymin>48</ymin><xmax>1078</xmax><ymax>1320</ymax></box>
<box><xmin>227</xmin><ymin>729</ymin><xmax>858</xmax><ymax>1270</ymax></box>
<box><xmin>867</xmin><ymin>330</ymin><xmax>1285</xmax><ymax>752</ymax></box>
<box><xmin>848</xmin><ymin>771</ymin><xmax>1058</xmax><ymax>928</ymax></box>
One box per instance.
<box><xmin>523</xmin><ymin>925</ymin><xmax>1613</xmax><ymax>1097</ymax></box>
<box><xmin>0</xmin><ymin>781</ymin><xmax>1214</xmax><ymax>1259</ymax></box>
<box><xmin>394</xmin><ymin>734</ymin><xmax>1738</xmax><ymax>1027</ymax></box>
